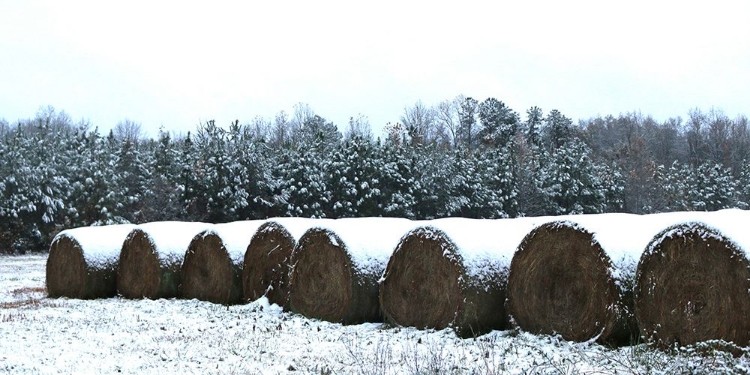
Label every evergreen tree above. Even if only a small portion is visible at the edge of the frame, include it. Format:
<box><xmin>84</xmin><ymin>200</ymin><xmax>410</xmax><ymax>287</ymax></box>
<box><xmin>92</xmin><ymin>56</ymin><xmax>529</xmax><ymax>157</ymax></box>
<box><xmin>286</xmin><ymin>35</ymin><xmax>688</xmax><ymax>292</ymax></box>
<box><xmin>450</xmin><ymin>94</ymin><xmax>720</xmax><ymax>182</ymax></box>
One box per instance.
<box><xmin>142</xmin><ymin>129</ymin><xmax>184</xmax><ymax>222</ymax></box>
<box><xmin>686</xmin><ymin>163</ymin><xmax>738</xmax><ymax>211</ymax></box>
<box><xmin>539</xmin><ymin>138</ymin><xmax>607</xmax><ymax>214</ymax></box>
<box><xmin>375</xmin><ymin>141</ymin><xmax>418</xmax><ymax>218</ymax></box>
<box><xmin>542</xmin><ymin>109</ymin><xmax>574</xmax><ymax>151</ymax></box>
<box><xmin>737</xmin><ymin>160</ymin><xmax>750</xmax><ymax>209</ymax></box>
<box><xmin>326</xmin><ymin>137</ymin><xmax>382</xmax><ymax>218</ymax></box>
<box><xmin>113</xmin><ymin>139</ymin><xmax>150</xmax><ymax>223</ymax></box>
<box><xmin>524</xmin><ymin>106</ymin><xmax>544</xmax><ymax>148</ymax></box>
<box><xmin>297</xmin><ymin>115</ymin><xmax>342</xmax><ymax>150</ymax></box>
<box><xmin>456</xmin><ymin>96</ymin><xmax>479</xmax><ymax>151</ymax></box>
<box><xmin>270</xmin><ymin>146</ymin><xmax>330</xmax><ymax>218</ymax></box>
<box><xmin>477</xmin><ymin>97</ymin><xmax>520</xmax><ymax>148</ymax></box>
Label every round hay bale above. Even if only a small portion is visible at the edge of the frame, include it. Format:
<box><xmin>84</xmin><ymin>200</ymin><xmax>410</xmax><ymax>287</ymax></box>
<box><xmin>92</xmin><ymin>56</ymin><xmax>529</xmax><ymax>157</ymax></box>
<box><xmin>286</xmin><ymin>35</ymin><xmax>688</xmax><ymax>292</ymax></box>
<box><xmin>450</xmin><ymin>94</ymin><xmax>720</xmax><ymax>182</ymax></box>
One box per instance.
<box><xmin>46</xmin><ymin>224</ymin><xmax>135</xmax><ymax>299</ymax></box>
<box><xmin>380</xmin><ymin>218</ymin><xmax>540</xmax><ymax>337</ymax></box>
<box><xmin>508</xmin><ymin>221</ymin><xmax>622</xmax><ymax>343</ymax></box>
<box><xmin>243</xmin><ymin>218</ymin><xmax>316</xmax><ymax>306</ymax></box>
<box><xmin>117</xmin><ymin>221</ymin><xmax>212</xmax><ymax>299</ymax></box>
<box><xmin>507</xmin><ymin>212</ymin><xmax>702</xmax><ymax>344</ymax></box>
<box><xmin>635</xmin><ymin>209</ymin><xmax>750</xmax><ymax>348</ymax></box>
<box><xmin>180</xmin><ymin>220</ymin><xmax>265</xmax><ymax>305</ymax></box>
<box><xmin>287</xmin><ymin>218</ymin><xmax>415</xmax><ymax>324</ymax></box>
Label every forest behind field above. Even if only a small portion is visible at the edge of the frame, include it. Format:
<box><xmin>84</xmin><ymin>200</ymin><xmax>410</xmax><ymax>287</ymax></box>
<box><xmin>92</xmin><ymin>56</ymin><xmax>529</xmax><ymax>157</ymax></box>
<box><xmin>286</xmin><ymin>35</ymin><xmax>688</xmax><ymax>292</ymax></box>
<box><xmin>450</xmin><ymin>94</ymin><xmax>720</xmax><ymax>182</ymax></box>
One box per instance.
<box><xmin>2</xmin><ymin>98</ymin><xmax>749</xmax><ymax>254</ymax></box>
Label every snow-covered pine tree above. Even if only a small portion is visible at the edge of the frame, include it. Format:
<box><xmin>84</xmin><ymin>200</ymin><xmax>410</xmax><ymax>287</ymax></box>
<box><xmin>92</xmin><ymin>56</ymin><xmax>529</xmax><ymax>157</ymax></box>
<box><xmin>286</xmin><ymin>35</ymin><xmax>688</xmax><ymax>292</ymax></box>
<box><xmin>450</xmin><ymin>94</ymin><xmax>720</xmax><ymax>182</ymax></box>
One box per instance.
<box><xmin>68</xmin><ymin>130</ymin><xmax>124</xmax><ymax>225</ymax></box>
<box><xmin>141</xmin><ymin>128</ymin><xmax>183</xmax><ymax>222</ymax></box>
<box><xmin>477</xmin><ymin>97</ymin><xmax>520</xmax><ymax>149</ymax></box>
<box><xmin>227</xmin><ymin>120</ymin><xmax>269</xmax><ymax>220</ymax></box>
<box><xmin>270</xmin><ymin>146</ymin><xmax>330</xmax><ymax>218</ymax></box>
<box><xmin>456</xmin><ymin>96</ymin><xmax>479</xmax><ymax>152</ymax></box>
<box><xmin>188</xmin><ymin>120</ymin><xmax>252</xmax><ymax>222</ymax></box>
<box><xmin>684</xmin><ymin>162</ymin><xmax>738</xmax><ymax>211</ymax></box>
<box><xmin>541</xmin><ymin>109</ymin><xmax>574</xmax><ymax>152</ymax></box>
<box><xmin>375</xmin><ymin>141</ymin><xmax>418</xmax><ymax>219</ymax></box>
<box><xmin>524</xmin><ymin>106</ymin><xmax>544</xmax><ymax>149</ymax></box>
<box><xmin>0</xmin><ymin>121</ymin><xmax>69</xmax><ymax>252</ymax></box>
<box><xmin>326</xmin><ymin>136</ymin><xmax>381</xmax><ymax>218</ymax></box>
<box><xmin>538</xmin><ymin>138</ymin><xmax>607</xmax><ymax>215</ymax></box>
<box><xmin>738</xmin><ymin>159</ymin><xmax>750</xmax><ymax>209</ymax></box>
<box><xmin>113</xmin><ymin>137</ymin><xmax>151</xmax><ymax>223</ymax></box>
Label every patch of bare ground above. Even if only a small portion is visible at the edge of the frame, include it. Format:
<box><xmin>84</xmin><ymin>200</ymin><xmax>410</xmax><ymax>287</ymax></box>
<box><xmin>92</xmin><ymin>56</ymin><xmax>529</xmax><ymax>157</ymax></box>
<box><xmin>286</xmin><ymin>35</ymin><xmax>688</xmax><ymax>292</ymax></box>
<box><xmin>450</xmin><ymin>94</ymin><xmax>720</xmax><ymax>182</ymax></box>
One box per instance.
<box><xmin>2</xmin><ymin>287</ymin><xmax>57</xmax><ymax>310</ymax></box>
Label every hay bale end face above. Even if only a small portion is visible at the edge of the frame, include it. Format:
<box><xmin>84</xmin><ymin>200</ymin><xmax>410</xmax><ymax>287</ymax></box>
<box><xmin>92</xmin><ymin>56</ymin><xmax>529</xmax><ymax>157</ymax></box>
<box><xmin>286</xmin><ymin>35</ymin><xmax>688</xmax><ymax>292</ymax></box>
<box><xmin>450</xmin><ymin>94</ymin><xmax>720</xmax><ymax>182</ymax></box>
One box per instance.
<box><xmin>46</xmin><ymin>224</ymin><xmax>135</xmax><ymax>299</ymax></box>
<box><xmin>287</xmin><ymin>228</ymin><xmax>382</xmax><ymax>324</ymax></box>
<box><xmin>635</xmin><ymin>222</ymin><xmax>750</xmax><ymax>348</ymax></box>
<box><xmin>180</xmin><ymin>221</ymin><xmax>265</xmax><ymax>305</ymax></box>
<box><xmin>179</xmin><ymin>231</ymin><xmax>240</xmax><ymax>305</ymax></box>
<box><xmin>507</xmin><ymin>221</ymin><xmax>627</xmax><ymax>343</ymax></box>
<box><xmin>117</xmin><ymin>228</ymin><xmax>171</xmax><ymax>299</ymax></box>
<box><xmin>46</xmin><ymin>236</ymin><xmax>106</xmax><ymax>299</ymax></box>
<box><xmin>380</xmin><ymin>227</ymin><xmax>465</xmax><ymax>332</ymax></box>
<box><xmin>380</xmin><ymin>221</ymin><xmax>518</xmax><ymax>337</ymax></box>
<box><xmin>243</xmin><ymin>221</ymin><xmax>296</xmax><ymax>306</ymax></box>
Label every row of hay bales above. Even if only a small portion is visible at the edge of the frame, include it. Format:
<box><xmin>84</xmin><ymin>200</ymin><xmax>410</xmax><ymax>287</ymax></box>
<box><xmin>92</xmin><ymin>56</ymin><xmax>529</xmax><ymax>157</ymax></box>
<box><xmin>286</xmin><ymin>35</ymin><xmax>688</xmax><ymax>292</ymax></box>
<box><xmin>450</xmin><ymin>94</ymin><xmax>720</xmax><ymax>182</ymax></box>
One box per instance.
<box><xmin>46</xmin><ymin>210</ymin><xmax>750</xmax><ymax>348</ymax></box>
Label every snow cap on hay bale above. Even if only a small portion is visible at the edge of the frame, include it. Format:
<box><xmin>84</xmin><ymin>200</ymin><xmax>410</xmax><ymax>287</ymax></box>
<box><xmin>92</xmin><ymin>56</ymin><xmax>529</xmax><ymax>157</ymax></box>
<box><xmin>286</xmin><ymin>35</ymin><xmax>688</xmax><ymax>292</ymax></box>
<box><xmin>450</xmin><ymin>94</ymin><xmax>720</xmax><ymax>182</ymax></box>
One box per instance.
<box><xmin>179</xmin><ymin>220</ymin><xmax>266</xmax><ymax>305</ymax></box>
<box><xmin>47</xmin><ymin>224</ymin><xmax>136</xmax><ymax>299</ymax></box>
<box><xmin>380</xmin><ymin>217</ymin><xmax>541</xmax><ymax>337</ymax></box>
<box><xmin>243</xmin><ymin>217</ymin><xmax>320</xmax><ymax>306</ymax></box>
<box><xmin>507</xmin><ymin>212</ymin><xmax>694</xmax><ymax>344</ymax></box>
<box><xmin>635</xmin><ymin>209</ymin><xmax>750</xmax><ymax>348</ymax></box>
<box><xmin>287</xmin><ymin>218</ymin><xmax>416</xmax><ymax>324</ymax></box>
<box><xmin>118</xmin><ymin>221</ymin><xmax>213</xmax><ymax>299</ymax></box>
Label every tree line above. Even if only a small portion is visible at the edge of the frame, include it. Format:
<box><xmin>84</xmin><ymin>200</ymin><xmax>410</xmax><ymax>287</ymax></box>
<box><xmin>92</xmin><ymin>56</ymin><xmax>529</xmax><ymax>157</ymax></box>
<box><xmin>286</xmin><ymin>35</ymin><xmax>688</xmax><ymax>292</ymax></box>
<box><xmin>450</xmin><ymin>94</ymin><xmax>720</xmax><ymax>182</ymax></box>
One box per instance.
<box><xmin>1</xmin><ymin>99</ymin><xmax>749</xmax><ymax>254</ymax></box>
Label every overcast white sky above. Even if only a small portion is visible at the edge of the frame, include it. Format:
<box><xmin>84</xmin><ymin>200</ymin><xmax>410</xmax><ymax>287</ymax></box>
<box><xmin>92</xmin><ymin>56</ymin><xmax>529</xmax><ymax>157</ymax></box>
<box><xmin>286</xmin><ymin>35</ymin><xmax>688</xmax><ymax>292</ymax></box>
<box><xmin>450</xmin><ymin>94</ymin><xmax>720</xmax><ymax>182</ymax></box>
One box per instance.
<box><xmin>1</xmin><ymin>1</ymin><xmax>748</xmax><ymax>138</ymax></box>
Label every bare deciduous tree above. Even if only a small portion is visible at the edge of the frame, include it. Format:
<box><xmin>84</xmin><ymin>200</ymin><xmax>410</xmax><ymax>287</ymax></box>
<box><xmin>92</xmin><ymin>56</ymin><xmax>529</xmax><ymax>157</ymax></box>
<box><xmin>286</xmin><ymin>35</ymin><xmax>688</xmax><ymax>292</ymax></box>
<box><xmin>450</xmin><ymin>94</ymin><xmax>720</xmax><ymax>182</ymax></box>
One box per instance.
<box><xmin>345</xmin><ymin>113</ymin><xmax>373</xmax><ymax>141</ymax></box>
<box><xmin>435</xmin><ymin>99</ymin><xmax>460</xmax><ymax>148</ymax></box>
<box><xmin>400</xmin><ymin>101</ymin><xmax>436</xmax><ymax>146</ymax></box>
<box><xmin>114</xmin><ymin>119</ymin><xmax>144</xmax><ymax>144</ymax></box>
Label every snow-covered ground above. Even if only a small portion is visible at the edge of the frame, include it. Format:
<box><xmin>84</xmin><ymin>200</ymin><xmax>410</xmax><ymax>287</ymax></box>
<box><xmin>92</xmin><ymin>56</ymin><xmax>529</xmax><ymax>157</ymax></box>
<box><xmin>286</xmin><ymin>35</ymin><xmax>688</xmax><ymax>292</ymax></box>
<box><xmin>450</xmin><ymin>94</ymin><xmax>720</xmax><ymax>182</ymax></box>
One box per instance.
<box><xmin>1</xmin><ymin>255</ymin><xmax>749</xmax><ymax>374</ymax></box>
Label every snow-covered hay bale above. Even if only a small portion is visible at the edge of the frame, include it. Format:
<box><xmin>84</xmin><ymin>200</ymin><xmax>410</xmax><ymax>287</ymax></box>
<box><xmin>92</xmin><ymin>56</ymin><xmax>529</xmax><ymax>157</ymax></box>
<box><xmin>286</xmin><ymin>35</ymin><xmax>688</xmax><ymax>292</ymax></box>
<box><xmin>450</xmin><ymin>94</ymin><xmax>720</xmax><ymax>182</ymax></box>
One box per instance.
<box><xmin>507</xmin><ymin>213</ymin><xmax>692</xmax><ymax>344</ymax></box>
<box><xmin>635</xmin><ymin>209</ymin><xmax>750</xmax><ymax>348</ymax></box>
<box><xmin>46</xmin><ymin>224</ymin><xmax>136</xmax><ymax>299</ymax></box>
<box><xmin>180</xmin><ymin>220</ymin><xmax>265</xmax><ymax>305</ymax></box>
<box><xmin>243</xmin><ymin>218</ymin><xmax>315</xmax><ymax>306</ymax></box>
<box><xmin>380</xmin><ymin>218</ymin><xmax>540</xmax><ymax>337</ymax></box>
<box><xmin>117</xmin><ymin>222</ymin><xmax>212</xmax><ymax>299</ymax></box>
<box><xmin>287</xmin><ymin>218</ymin><xmax>415</xmax><ymax>324</ymax></box>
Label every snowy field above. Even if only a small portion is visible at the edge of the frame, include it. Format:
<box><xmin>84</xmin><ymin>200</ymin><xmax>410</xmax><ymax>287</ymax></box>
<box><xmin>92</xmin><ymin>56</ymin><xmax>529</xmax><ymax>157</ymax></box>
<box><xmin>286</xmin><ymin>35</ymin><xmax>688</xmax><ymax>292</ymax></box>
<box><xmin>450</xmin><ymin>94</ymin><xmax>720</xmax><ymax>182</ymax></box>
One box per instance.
<box><xmin>1</xmin><ymin>255</ymin><xmax>749</xmax><ymax>374</ymax></box>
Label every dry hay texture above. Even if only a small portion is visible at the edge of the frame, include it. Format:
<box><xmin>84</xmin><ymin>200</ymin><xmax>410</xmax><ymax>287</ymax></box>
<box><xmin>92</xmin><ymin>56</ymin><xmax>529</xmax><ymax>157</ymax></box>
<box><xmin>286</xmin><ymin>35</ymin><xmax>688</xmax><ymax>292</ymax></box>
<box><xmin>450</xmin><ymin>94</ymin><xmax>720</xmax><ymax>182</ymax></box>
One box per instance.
<box><xmin>379</xmin><ymin>227</ymin><xmax>507</xmax><ymax>338</ymax></box>
<box><xmin>46</xmin><ymin>236</ymin><xmax>117</xmax><ymax>299</ymax></box>
<box><xmin>117</xmin><ymin>229</ymin><xmax>182</xmax><ymax>299</ymax></box>
<box><xmin>179</xmin><ymin>231</ymin><xmax>242</xmax><ymax>305</ymax></box>
<box><xmin>635</xmin><ymin>222</ymin><xmax>750</xmax><ymax>348</ymax></box>
<box><xmin>287</xmin><ymin>228</ymin><xmax>380</xmax><ymax>324</ymax></box>
<box><xmin>506</xmin><ymin>222</ymin><xmax>635</xmax><ymax>344</ymax></box>
<box><xmin>243</xmin><ymin>221</ymin><xmax>294</xmax><ymax>306</ymax></box>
